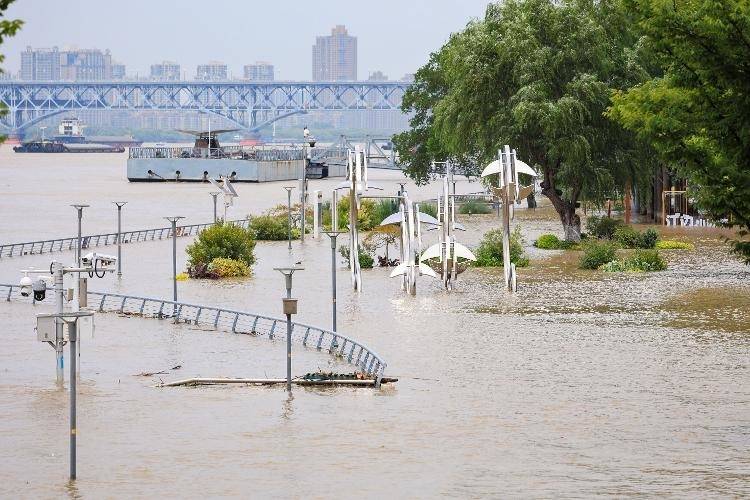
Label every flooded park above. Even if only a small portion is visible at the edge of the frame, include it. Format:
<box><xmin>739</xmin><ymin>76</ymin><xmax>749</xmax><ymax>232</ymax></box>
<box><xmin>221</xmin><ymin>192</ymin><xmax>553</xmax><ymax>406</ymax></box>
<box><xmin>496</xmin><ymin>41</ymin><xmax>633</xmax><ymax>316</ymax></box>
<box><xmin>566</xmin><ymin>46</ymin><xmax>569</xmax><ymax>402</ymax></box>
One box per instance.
<box><xmin>1</xmin><ymin>147</ymin><xmax>748</xmax><ymax>497</ymax></box>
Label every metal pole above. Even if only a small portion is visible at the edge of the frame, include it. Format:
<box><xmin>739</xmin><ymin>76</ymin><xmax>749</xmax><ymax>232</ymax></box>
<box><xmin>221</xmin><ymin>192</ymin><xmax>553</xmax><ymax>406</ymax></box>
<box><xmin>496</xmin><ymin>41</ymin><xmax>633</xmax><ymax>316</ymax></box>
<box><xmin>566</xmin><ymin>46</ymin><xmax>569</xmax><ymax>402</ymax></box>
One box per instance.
<box><xmin>164</xmin><ymin>216</ymin><xmax>184</xmax><ymax>318</ymax></box>
<box><xmin>114</xmin><ymin>202</ymin><xmax>126</xmax><ymax>277</ymax></box>
<box><xmin>331</xmin><ymin>235</ymin><xmax>337</xmax><ymax>331</ymax></box>
<box><xmin>286</xmin><ymin>312</ymin><xmax>292</xmax><ymax>392</ymax></box>
<box><xmin>210</xmin><ymin>192</ymin><xmax>219</xmax><ymax>223</ymax></box>
<box><xmin>284</xmin><ymin>187</ymin><xmax>293</xmax><ymax>250</ymax></box>
<box><xmin>71</xmin><ymin>205</ymin><xmax>88</xmax><ymax>266</ymax></box>
<box><xmin>54</xmin><ymin>263</ymin><xmax>64</xmax><ymax>385</ymax></box>
<box><xmin>68</xmin><ymin>320</ymin><xmax>77</xmax><ymax>480</ymax></box>
<box><xmin>332</xmin><ymin>190</ymin><xmax>338</xmax><ymax>231</ymax></box>
<box><xmin>300</xmin><ymin>142</ymin><xmax>307</xmax><ymax>242</ymax></box>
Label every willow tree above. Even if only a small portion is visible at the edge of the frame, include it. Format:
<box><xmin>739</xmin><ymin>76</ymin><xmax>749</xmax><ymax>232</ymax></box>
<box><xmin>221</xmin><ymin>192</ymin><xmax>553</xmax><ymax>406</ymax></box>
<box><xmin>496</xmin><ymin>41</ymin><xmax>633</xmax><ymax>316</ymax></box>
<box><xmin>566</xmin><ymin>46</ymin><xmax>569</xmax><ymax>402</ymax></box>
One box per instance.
<box><xmin>395</xmin><ymin>0</ymin><xmax>649</xmax><ymax>240</ymax></box>
<box><xmin>0</xmin><ymin>0</ymin><xmax>22</xmax><ymax>143</ymax></box>
<box><xmin>608</xmin><ymin>0</ymin><xmax>750</xmax><ymax>263</ymax></box>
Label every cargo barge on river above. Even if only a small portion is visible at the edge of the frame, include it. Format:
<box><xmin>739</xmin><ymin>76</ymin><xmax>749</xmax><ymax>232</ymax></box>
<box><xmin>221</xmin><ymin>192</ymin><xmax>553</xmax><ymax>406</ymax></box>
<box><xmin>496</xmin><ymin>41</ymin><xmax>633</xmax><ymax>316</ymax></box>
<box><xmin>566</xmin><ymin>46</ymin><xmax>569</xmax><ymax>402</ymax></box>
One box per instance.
<box><xmin>126</xmin><ymin>129</ymin><xmax>346</xmax><ymax>182</ymax></box>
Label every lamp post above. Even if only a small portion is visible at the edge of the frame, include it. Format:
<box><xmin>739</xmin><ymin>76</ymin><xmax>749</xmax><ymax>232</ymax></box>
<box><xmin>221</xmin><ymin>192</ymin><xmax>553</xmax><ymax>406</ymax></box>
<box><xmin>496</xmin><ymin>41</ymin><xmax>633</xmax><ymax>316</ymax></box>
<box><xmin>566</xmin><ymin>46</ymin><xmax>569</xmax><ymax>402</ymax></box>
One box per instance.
<box><xmin>283</xmin><ymin>186</ymin><xmax>294</xmax><ymax>250</ymax></box>
<box><xmin>209</xmin><ymin>192</ymin><xmax>219</xmax><ymax>223</ymax></box>
<box><xmin>71</xmin><ymin>205</ymin><xmax>89</xmax><ymax>266</ymax></box>
<box><xmin>40</xmin><ymin>125</ymin><xmax>47</xmax><ymax>142</ymax></box>
<box><xmin>322</xmin><ymin>231</ymin><xmax>344</xmax><ymax>332</ymax></box>
<box><xmin>300</xmin><ymin>126</ymin><xmax>315</xmax><ymax>243</ymax></box>
<box><xmin>274</xmin><ymin>266</ymin><xmax>303</xmax><ymax>391</ymax></box>
<box><xmin>164</xmin><ymin>216</ymin><xmax>185</xmax><ymax>318</ymax></box>
<box><xmin>113</xmin><ymin>202</ymin><xmax>127</xmax><ymax>277</ymax></box>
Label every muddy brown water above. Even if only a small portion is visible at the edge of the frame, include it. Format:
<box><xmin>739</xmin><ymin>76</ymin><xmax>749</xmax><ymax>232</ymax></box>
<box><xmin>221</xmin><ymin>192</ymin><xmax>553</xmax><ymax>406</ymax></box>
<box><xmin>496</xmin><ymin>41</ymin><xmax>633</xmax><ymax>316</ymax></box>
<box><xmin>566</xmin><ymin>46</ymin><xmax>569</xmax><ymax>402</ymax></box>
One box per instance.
<box><xmin>1</xmin><ymin>147</ymin><xmax>748</xmax><ymax>497</ymax></box>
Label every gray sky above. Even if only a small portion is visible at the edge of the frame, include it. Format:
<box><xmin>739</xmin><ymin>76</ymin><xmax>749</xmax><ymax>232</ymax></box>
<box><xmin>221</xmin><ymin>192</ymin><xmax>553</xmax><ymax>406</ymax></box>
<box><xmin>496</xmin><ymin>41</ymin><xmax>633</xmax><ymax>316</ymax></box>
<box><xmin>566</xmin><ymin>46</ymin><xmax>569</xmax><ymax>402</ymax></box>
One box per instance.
<box><xmin>3</xmin><ymin>0</ymin><xmax>491</xmax><ymax>80</ymax></box>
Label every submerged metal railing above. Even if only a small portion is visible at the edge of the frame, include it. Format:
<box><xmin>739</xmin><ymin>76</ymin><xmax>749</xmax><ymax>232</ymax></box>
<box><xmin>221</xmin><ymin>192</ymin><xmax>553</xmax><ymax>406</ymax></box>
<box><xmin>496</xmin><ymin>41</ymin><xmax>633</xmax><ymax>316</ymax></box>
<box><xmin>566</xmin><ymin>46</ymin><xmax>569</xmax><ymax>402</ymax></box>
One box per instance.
<box><xmin>0</xmin><ymin>219</ymin><xmax>250</xmax><ymax>259</ymax></box>
<box><xmin>0</xmin><ymin>284</ymin><xmax>386</xmax><ymax>384</ymax></box>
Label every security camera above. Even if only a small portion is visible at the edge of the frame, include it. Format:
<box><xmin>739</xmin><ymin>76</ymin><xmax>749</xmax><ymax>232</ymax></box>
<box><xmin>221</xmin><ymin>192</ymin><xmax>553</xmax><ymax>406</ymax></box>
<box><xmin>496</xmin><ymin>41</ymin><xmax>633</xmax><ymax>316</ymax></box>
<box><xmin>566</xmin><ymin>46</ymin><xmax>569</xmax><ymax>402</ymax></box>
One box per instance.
<box><xmin>19</xmin><ymin>275</ymin><xmax>32</xmax><ymax>297</ymax></box>
<box><xmin>32</xmin><ymin>279</ymin><xmax>47</xmax><ymax>301</ymax></box>
<box><xmin>82</xmin><ymin>252</ymin><xmax>117</xmax><ymax>268</ymax></box>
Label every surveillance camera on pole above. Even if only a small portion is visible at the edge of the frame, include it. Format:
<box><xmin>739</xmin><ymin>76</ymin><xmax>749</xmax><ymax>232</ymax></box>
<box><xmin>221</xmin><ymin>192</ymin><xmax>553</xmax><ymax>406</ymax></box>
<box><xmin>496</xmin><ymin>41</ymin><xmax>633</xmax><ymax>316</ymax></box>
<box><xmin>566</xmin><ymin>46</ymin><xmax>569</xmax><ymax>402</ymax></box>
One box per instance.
<box><xmin>207</xmin><ymin>176</ymin><xmax>238</xmax><ymax>221</ymax></box>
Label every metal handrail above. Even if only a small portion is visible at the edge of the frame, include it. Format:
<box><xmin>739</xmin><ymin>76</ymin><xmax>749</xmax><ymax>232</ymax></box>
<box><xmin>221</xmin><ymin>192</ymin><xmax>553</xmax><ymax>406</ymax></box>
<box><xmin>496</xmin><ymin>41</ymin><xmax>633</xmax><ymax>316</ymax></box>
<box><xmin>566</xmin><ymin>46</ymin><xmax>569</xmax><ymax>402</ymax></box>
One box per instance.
<box><xmin>129</xmin><ymin>146</ymin><xmax>303</xmax><ymax>161</ymax></box>
<box><xmin>0</xmin><ymin>219</ymin><xmax>250</xmax><ymax>259</ymax></box>
<box><xmin>0</xmin><ymin>284</ymin><xmax>386</xmax><ymax>385</ymax></box>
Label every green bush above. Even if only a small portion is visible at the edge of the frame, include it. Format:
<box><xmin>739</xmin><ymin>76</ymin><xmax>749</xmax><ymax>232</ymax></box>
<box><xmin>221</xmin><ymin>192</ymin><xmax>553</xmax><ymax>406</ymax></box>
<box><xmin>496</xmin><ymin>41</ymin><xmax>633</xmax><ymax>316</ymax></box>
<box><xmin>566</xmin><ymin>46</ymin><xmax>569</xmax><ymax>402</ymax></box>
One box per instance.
<box><xmin>458</xmin><ymin>199</ymin><xmax>492</xmax><ymax>215</ymax></box>
<box><xmin>613</xmin><ymin>225</ymin><xmax>640</xmax><ymax>248</ymax></box>
<box><xmin>207</xmin><ymin>257</ymin><xmax>250</xmax><ymax>278</ymax></box>
<box><xmin>249</xmin><ymin>214</ymin><xmax>300</xmax><ymax>241</ymax></box>
<box><xmin>656</xmin><ymin>240</ymin><xmax>695</xmax><ymax>250</ymax></box>
<box><xmin>186</xmin><ymin>222</ymin><xmax>256</xmax><ymax>269</ymax></box>
<box><xmin>579</xmin><ymin>240</ymin><xmax>617</xmax><ymax>269</ymax></box>
<box><xmin>418</xmin><ymin>202</ymin><xmax>438</xmax><ymax>219</ymax></box>
<box><xmin>638</xmin><ymin>228</ymin><xmax>659</xmax><ymax>249</ymax></box>
<box><xmin>601</xmin><ymin>249</ymin><xmax>667</xmax><ymax>272</ymax></box>
<box><xmin>372</xmin><ymin>199</ymin><xmax>399</xmax><ymax>225</ymax></box>
<box><xmin>338</xmin><ymin>244</ymin><xmax>374</xmax><ymax>269</ymax></box>
<box><xmin>474</xmin><ymin>226</ymin><xmax>530</xmax><ymax>268</ymax></box>
<box><xmin>336</xmin><ymin>197</ymin><xmax>378</xmax><ymax>231</ymax></box>
<box><xmin>535</xmin><ymin>234</ymin><xmax>563</xmax><ymax>249</ymax></box>
<box><xmin>586</xmin><ymin>215</ymin><xmax>623</xmax><ymax>239</ymax></box>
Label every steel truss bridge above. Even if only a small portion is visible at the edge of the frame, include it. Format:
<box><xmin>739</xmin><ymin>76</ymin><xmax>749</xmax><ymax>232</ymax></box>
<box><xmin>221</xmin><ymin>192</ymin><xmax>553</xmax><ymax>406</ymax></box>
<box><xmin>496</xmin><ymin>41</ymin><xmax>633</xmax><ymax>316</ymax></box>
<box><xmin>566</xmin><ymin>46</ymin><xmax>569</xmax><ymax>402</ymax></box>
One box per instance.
<box><xmin>0</xmin><ymin>81</ymin><xmax>410</xmax><ymax>135</ymax></box>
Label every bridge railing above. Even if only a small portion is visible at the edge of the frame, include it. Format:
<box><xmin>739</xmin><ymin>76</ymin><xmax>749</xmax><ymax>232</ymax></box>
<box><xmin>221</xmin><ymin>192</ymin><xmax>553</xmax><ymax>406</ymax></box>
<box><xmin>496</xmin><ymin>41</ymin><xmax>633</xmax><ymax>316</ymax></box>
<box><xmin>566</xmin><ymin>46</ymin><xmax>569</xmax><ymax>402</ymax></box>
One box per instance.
<box><xmin>0</xmin><ymin>219</ymin><xmax>250</xmax><ymax>259</ymax></box>
<box><xmin>0</xmin><ymin>284</ymin><xmax>387</xmax><ymax>384</ymax></box>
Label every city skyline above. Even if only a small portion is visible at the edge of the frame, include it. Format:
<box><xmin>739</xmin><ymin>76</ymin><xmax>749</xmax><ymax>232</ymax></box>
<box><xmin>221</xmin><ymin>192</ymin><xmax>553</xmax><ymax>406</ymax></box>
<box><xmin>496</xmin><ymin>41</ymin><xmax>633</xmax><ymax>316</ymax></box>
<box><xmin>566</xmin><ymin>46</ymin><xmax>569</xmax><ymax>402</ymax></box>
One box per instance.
<box><xmin>1</xmin><ymin>0</ymin><xmax>490</xmax><ymax>81</ymax></box>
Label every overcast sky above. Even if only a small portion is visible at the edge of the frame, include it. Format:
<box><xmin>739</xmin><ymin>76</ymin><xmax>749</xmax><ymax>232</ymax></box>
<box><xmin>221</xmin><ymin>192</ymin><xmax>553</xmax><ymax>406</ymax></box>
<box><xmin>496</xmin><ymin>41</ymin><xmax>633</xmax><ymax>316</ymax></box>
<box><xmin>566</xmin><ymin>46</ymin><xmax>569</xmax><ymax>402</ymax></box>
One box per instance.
<box><xmin>3</xmin><ymin>0</ymin><xmax>491</xmax><ymax>80</ymax></box>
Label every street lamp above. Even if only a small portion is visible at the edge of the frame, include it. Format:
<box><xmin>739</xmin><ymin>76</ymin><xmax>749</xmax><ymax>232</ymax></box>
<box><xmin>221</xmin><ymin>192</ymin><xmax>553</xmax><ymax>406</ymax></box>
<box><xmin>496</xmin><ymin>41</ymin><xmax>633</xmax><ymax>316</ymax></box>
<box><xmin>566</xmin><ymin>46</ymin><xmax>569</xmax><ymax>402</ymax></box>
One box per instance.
<box><xmin>71</xmin><ymin>205</ymin><xmax>89</xmax><ymax>266</ymax></box>
<box><xmin>113</xmin><ymin>201</ymin><xmax>127</xmax><ymax>277</ymax></box>
<box><xmin>209</xmin><ymin>192</ymin><xmax>220</xmax><ymax>223</ymax></box>
<box><xmin>40</xmin><ymin>125</ymin><xmax>47</xmax><ymax>142</ymax></box>
<box><xmin>273</xmin><ymin>266</ymin><xmax>303</xmax><ymax>391</ymax></box>
<box><xmin>164</xmin><ymin>216</ymin><xmax>185</xmax><ymax>318</ymax></box>
<box><xmin>322</xmin><ymin>231</ymin><xmax>344</xmax><ymax>332</ymax></box>
<box><xmin>300</xmin><ymin>126</ymin><xmax>316</xmax><ymax>243</ymax></box>
<box><xmin>283</xmin><ymin>186</ymin><xmax>294</xmax><ymax>250</ymax></box>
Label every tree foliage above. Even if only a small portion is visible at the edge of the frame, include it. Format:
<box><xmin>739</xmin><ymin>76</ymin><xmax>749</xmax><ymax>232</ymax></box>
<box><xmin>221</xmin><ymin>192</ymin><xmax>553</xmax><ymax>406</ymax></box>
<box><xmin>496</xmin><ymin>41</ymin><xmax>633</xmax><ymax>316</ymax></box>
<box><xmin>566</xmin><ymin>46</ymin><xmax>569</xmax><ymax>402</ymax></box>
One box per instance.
<box><xmin>608</xmin><ymin>0</ymin><xmax>750</xmax><ymax>263</ymax></box>
<box><xmin>394</xmin><ymin>0</ymin><xmax>652</xmax><ymax>241</ymax></box>
<box><xmin>0</xmin><ymin>0</ymin><xmax>22</xmax><ymax>143</ymax></box>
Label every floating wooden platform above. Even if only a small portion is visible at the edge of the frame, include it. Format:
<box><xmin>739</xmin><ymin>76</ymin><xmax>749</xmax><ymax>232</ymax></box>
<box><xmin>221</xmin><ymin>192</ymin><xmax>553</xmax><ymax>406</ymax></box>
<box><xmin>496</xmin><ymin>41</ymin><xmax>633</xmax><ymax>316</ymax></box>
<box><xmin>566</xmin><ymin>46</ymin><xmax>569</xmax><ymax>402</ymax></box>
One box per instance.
<box><xmin>156</xmin><ymin>377</ymin><xmax>398</xmax><ymax>388</ymax></box>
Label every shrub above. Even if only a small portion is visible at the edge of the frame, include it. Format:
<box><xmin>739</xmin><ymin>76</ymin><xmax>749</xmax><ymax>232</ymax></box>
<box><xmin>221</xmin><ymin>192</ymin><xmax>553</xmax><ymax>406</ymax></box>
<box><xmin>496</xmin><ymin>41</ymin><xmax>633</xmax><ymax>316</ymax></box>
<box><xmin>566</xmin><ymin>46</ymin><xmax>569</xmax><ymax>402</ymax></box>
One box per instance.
<box><xmin>579</xmin><ymin>240</ymin><xmax>617</xmax><ymax>269</ymax></box>
<box><xmin>336</xmin><ymin>197</ymin><xmax>378</xmax><ymax>231</ymax></box>
<box><xmin>614</xmin><ymin>225</ymin><xmax>640</xmax><ymax>248</ymax></box>
<box><xmin>601</xmin><ymin>249</ymin><xmax>667</xmax><ymax>272</ymax></box>
<box><xmin>474</xmin><ymin>226</ymin><xmax>530</xmax><ymax>268</ymax></box>
<box><xmin>586</xmin><ymin>215</ymin><xmax>623</xmax><ymax>239</ymax></box>
<box><xmin>458</xmin><ymin>199</ymin><xmax>492</xmax><ymax>215</ymax></box>
<box><xmin>535</xmin><ymin>234</ymin><xmax>563</xmax><ymax>249</ymax></box>
<box><xmin>372</xmin><ymin>199</ymin><xmax>399</xmax><ymax>225</ymax></box>
<box><xmin>338</xmin><ymin>244</ymin><xmax>374</xmax><ymax>269</ymax></box>
<box><xmin>207</xmin><ymin>257</ymin><xmax>250</xmax><ymax>277</ymax></box>
<box><xmin>249</xmin><ymin>214</ymin><xmax>299</xmax><ymax>241</ymax></box>
<box><xmin>637</xmin><ymin>228</ymin><xmax>659</xmax><ymax>249</ymax></box>
<box><xmin>628</xmin><ymin>249</ymin><xmax>667</xmax><ymax>271</ymax></box>
<box><xmin>656</xmin><ymin>240</ymin><xmax>695</xmax><ymax>250</ymax></box>
<box><xmin>186</xmin><ymin>222</ymin><xmax>255</xmax><ymax>277</ymax></box>
<box><xmin>418</xmin><ymin>202</ymin><xmax>438</xmax><ymax>219</ymax></box>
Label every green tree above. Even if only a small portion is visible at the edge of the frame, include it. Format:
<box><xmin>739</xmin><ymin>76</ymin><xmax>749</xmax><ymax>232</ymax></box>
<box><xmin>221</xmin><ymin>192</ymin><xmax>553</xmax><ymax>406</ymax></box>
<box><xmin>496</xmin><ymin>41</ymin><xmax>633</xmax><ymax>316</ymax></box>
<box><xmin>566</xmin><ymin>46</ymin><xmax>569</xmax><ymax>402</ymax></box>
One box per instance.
<box><xmin>0</xmin><ymin>0</ymin><xmax>23</xmax><ymax>143</ymax></box>
<box><xmin>394</xmin><ymin>0</ymin><xmax>650</xmax><ymax>241</ymax></box>
<box><xmin>608</xmin><ymin>0</ymin><xmax>750</xmax><ymax>262</ymax></box>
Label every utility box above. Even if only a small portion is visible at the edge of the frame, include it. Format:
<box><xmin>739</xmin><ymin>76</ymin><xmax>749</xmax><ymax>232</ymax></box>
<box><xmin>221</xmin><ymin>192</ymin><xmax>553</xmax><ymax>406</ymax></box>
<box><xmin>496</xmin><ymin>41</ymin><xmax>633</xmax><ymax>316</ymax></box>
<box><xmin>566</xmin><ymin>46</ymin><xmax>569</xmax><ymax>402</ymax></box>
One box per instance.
<box><xmin>36</xmin><ymin>313</ymin><xmax>94</xmax><ymax>342</ymax></box>
<box><xmin>282</xmin><ymin>298</ymin><xmax>298</xmax><ymax>316</ymax></box>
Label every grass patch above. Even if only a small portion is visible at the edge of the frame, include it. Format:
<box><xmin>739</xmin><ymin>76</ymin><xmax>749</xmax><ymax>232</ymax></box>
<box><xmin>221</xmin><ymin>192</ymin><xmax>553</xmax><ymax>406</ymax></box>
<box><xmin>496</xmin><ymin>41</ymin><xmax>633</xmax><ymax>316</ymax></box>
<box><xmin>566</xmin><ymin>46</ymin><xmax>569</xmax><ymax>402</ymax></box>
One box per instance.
<box><xmin>458</xmin><ymin>199</ymin><xmax>493</xmax><ymax>215</ymax></box>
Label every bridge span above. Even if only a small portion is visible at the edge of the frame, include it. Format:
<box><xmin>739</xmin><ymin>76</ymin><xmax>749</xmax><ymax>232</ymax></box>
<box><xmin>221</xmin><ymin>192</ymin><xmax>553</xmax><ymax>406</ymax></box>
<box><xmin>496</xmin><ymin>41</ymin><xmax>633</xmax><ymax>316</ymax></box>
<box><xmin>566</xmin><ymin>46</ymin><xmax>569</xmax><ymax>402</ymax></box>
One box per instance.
<box><xmin>0</xmin><ymin>80</ymin><xmax>411</xmax><ymax>134</ymax></box>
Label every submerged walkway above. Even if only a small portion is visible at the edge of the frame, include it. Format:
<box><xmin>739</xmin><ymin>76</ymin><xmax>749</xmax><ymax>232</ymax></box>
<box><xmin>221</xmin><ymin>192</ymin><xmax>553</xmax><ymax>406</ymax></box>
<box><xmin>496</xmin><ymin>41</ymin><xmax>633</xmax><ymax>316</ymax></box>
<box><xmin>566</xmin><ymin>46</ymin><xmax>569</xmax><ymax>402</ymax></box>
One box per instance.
<box><xmin>0</xmin><ymin>284</ymin><xmax>387</xmax><ymax>385</ymax></box>
<box><xmin>0</xmin><ymin>219</ymin><xmax>250</xmax><ymax>259</ymax></box>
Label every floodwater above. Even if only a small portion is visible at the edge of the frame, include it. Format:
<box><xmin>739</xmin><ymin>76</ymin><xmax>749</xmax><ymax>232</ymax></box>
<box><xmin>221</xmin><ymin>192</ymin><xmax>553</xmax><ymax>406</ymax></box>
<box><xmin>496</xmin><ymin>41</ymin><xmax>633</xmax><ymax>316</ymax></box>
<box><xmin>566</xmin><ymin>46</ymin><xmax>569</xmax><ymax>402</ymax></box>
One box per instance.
<box><xmin>1</xmin><ymin>147</ymin><xmax>749</xmax><ymax>498</ymax></box>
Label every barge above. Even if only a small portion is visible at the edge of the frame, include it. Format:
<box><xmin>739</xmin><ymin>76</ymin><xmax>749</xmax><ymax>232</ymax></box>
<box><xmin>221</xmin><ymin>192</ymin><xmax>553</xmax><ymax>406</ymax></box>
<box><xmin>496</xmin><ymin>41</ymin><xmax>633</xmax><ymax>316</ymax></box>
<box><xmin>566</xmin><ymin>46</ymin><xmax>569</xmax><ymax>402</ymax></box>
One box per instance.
<box><xmin>127</xmin><ymin>130</ymin><xmax>346</xmax><ymax>182</ymax></box>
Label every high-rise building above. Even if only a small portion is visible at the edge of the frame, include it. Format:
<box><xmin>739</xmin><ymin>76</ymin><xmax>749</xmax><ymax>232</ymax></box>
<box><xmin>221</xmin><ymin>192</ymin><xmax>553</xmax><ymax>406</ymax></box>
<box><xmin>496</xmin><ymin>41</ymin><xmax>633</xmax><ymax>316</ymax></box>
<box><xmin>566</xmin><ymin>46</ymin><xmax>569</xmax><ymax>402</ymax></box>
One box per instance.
<box><xmin>20</xmin><ymin>46</ymin><xmax>115</xmax><ymax>81</ymax></box>
<box><xmin>111</xmin><ymin>62</ymin><xmax>126</xmax><ymax>80</ymax></box>
<box><xmin>312</xmin><ymin>25</ymin><xmax>357</xmax><ymax>81</ymax></box>
<box><xmin>367</xmin><ymin>71</ymin><xmax>388</xmax><ymax>81</ymax></box>
<box><xmin>20</xmin><ymin>46</ymin><xmax>61</xmax><ymax>80</ymax></box>
<box><xmin>60</xmin><ymin>49</ymin><xmax>113</xmax><ymax>81</ymax></box>
<box><xmin>150</xmin><ymin>61</ymin><xmax>181</xmax><ymax>81</ymax></box>
<box><xmin>243</xmin><ymin>62</ymin><xmax>274</xmax><ymax>81</ymax></box>
<box><xmin>195</xmin><ymin>61</ymin><xmax>227</xmax><ymax>81</ymax></box>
